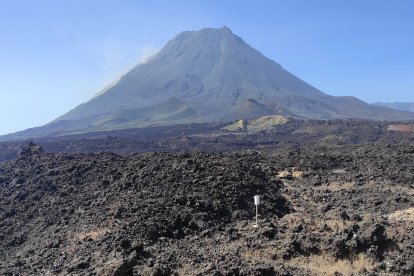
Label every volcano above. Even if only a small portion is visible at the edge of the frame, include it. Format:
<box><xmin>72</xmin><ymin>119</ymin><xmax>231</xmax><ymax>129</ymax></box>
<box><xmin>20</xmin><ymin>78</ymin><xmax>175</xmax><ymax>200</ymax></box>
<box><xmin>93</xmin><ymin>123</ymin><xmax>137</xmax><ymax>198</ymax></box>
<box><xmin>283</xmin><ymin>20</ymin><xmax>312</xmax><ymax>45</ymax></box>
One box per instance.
<box><xmin>3</xmin><ymin>26</ymin><xmax>414</xmax><ymax>140</ymax></box>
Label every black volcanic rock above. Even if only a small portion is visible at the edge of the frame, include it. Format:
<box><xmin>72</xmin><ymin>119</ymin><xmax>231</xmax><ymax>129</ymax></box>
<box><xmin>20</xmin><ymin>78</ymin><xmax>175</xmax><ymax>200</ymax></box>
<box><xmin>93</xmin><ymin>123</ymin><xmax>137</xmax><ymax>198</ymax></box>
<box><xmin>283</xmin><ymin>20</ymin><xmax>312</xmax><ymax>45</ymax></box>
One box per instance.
<box><xmin>0</xmin><ymin>151</ymin><xmax>291</xmax><ymax>275</ymax></box>
<box><xmin>1</xmin><ymin>144</ymin><xmax>414</xmax><ymax>274</ymax></box>
<box><xmin>16</xmin><ymin>141</ymin><xmax>43</xmax><ymax>159</ymax></box>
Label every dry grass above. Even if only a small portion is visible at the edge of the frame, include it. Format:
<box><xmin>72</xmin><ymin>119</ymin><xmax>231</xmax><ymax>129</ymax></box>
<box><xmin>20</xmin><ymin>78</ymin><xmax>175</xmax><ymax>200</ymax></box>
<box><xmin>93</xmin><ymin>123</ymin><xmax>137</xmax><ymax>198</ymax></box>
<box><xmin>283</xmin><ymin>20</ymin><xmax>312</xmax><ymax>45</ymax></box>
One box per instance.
<box><xmin>278</xmin><ymin>169</ymin><xmax>307</xmax><ymax>179</ymax></box>
<box><xmin>388</xmin><ymin>207</ymin><xmax>414</xmax><ymax>222</ymax></box>
<box><xmin>247</xmin><ymin>115</ymin><xmax>289</xmax><ymax>131</ymax></box>
<box><xmin>317</xmin><ymin>182</ymin><xmax>355</xmax><ymax>192</ymax></box>
<box><xmin>280</xmin><ymin>213</ymin><xmax>353</xmax><ymax>232</ymax></box>
<box><xmin>323</xmin><ymin>219</ymin><xmax>354</xmax><ymax>231</ymax></box>
<box><xmin>278</xmin><ymin>170</ymin><xmax>292</xmax><ymax>179</ymax></box>
<box><xmin>385</xmin><ymin>184</ymin><xmax>414</xmax><ymax>196</ymax></box>
<box><xmin>287</xmin><ymin>253</ymin><xmax>377</xmax><ymax>276</ymax></box>
<box><xmin>292</xmin><ymin>170</ymin><xmax>305</xmax><ymax>178</ymax></box>
<box><xmin>242</xmin><ymin>249</ymin><xmax>263</xmax><ymax>264</ymax></box>
<box><xmin>222</xmin><ymin>115</ymin><xmax>289</xmax><ymax>132</ymax></box>
<box><xmin>72</xmin><ymin>227</ymin><xmax>111</xmax><ymax>240</ymax></box>
<box><xmin>387</xmin><ymin>124</ymin><xmax>414</xmax><ymax>132</ymax></box>
<box><xmin>241</xmin><ymin>243</ymin><xmax>377</xmax><ymax>275</ymax></box>
<box><xmin>221</xmin><ymin>119</ymin><xmax>247</xmax><ymax>131</ymax></box>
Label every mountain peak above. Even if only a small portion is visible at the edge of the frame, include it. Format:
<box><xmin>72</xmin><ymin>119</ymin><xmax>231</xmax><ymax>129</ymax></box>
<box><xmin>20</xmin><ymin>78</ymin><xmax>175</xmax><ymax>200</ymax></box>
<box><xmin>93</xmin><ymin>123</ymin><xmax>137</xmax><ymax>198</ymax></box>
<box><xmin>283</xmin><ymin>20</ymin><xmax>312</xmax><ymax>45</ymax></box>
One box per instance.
<box><xmin>171</xmin><ymin>26</ymin><xmax>242</xmax><ymax>46</ymax></box>
<box><xmin>4</xmin><ymin>27</ymin><xmax>414</xmax><ymax>139</ymax></box>
<box><xmin>221</xmin><ymin>25</ymin><xmax>232</xmax><ymax>32</ymax></box>
<box><xmin>52</xmin><ymin>27</ymin><xmax>414</xmax><ymax>130</ymax></box>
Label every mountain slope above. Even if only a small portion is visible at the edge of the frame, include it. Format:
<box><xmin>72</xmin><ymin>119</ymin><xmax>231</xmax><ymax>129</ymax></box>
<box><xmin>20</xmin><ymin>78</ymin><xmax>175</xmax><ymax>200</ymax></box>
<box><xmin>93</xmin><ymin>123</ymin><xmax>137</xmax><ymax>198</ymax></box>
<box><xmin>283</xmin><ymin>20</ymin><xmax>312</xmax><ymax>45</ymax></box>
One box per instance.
<box><xmin>373</xmin><ymin>102</ymin><xmax>414</xmax><ymax>113</ymax></box>
<box><xmin>55</xmin><ymin>27</ymin><xmax>413</xmax><ymax>124</ymax></box>
<box><xmin>222</xmin><ymin>115</ymin><xmax>290</xmax><ymax>132</ymax></box>
<box><xmin>2</xmin><ymin>27</ymin><xmax>414</xmax><ymax>140</ymax></box>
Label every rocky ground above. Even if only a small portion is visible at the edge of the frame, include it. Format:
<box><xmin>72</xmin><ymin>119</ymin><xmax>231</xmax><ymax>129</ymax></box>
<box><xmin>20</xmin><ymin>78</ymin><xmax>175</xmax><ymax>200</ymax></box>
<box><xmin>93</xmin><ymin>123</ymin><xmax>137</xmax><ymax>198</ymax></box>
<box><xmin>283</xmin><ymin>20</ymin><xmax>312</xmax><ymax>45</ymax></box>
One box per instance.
<box><xmin>2</xmin><ymin>119</ymin><xmax>414</xmax><ymax>163</ymax></box>
<box><xmin>1</xmin><ymin>138</ymin><xmax>413</xmax><ymax>275</ymax></box>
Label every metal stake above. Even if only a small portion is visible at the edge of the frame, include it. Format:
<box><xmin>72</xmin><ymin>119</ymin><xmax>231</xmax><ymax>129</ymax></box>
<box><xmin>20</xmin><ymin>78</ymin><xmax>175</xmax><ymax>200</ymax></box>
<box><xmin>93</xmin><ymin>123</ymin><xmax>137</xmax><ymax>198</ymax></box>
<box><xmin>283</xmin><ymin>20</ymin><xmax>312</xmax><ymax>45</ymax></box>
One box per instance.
<box><xmin>254</xmin><ymin>195</ymin><xmax>260</xmax><ymax>227</ymax></box>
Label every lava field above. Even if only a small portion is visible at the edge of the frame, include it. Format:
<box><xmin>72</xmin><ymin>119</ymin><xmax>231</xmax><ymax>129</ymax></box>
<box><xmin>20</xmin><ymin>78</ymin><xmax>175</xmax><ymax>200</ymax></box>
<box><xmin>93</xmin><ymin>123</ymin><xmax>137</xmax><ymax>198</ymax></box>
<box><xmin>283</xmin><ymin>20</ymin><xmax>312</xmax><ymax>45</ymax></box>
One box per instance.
<box><xmin>1</xmin><ymin>138</ymin><xmax>413</xmax><ymax>275</ymax></box>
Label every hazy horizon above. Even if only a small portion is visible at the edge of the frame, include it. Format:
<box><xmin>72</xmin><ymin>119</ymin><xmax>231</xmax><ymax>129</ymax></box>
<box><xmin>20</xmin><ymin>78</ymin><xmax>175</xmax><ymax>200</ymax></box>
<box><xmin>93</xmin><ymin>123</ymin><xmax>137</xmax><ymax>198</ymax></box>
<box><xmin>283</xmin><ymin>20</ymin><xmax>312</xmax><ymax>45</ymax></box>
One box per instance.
<box><xmin>1</xmin><ymin>0</ymin><xmax>413</xmax><ymax>135</ymax></box>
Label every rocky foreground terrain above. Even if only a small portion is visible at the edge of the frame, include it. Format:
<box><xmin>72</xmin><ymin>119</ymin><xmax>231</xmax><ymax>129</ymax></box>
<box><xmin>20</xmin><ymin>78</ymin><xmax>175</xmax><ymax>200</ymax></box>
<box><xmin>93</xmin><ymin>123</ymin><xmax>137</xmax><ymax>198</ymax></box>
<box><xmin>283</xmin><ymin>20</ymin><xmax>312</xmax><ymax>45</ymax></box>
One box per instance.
<box><xmin>1</xmin><ymin>136</ymin><xmax>413</xmax><ymax>275</ymax></box>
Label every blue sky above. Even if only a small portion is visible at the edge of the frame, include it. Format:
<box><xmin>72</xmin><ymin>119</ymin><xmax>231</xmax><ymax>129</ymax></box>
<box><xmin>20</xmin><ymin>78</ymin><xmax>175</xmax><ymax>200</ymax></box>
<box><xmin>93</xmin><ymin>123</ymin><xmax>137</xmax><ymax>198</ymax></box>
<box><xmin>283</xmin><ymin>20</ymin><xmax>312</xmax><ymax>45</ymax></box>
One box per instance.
<box><xmin>0</xmin><ymin>0</ymin><xmax>413</xmax><ymax>135</ymax></box>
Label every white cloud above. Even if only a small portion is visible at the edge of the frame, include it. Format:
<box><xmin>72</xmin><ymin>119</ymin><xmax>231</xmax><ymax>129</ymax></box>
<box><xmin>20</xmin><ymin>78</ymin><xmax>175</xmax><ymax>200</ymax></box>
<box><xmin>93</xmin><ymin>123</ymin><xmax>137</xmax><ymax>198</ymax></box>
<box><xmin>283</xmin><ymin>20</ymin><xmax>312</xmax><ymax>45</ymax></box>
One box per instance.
<box><xmin>138</xmin><ymin>46</ymin><xmax>159</xmax><ymax>64</ymax></box>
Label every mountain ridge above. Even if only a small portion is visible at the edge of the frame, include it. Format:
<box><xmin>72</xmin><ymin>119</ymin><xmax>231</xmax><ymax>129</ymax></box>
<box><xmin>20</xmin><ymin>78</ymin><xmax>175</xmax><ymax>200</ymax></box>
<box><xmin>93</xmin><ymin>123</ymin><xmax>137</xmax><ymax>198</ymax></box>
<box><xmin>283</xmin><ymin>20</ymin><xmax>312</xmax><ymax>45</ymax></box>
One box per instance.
<box><xmin>373</xmin><ymin>102</ymin><xmax>414</xmax><ymax>113</ymax></box>
<box><xmin>52</xmin><ymin>26</ymin><xmax>414</xmax><ymax>126</ymax></box>
<box><xmin>2</xmin><ymin>26</ymin><xmax>414</xmax><ymax>141</ymax></box>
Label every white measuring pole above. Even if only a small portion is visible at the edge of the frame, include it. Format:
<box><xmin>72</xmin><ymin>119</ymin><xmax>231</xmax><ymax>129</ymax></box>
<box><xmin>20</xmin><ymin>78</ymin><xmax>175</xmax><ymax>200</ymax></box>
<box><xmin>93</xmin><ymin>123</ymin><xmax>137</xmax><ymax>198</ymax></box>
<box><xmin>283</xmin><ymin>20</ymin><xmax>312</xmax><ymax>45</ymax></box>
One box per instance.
<box><xmin>254</xmin><ymin>195</ymin><xmax>260</xmax><ymax>227</ymax></box>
